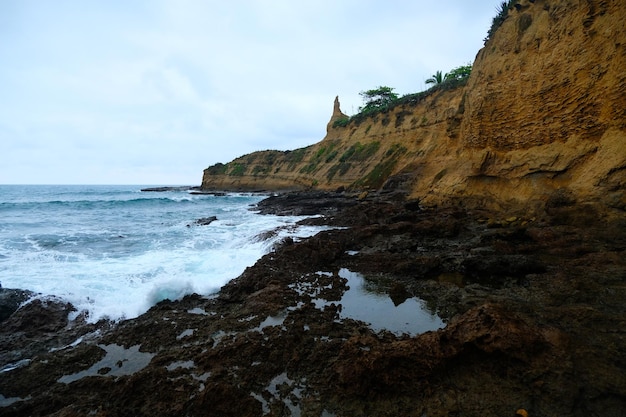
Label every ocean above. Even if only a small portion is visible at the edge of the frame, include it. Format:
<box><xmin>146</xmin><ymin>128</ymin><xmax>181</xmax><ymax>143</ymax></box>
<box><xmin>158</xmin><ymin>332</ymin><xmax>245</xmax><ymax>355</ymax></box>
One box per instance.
<box><xmin>0</xmin><ymin>185</ymin><xmax>323</xmax><ymax>323</ymax></box>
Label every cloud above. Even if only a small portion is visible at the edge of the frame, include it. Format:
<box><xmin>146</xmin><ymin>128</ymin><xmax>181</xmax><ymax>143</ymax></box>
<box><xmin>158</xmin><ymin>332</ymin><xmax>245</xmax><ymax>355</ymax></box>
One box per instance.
<box><xmin>0</xmin><ymin>0</ymin><xmax>496</xmax><ymax>184</ymax></box>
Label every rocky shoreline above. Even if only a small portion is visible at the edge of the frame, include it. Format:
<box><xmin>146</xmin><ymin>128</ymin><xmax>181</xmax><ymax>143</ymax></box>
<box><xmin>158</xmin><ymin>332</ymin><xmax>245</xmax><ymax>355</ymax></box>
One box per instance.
<box><xmin>1</xmin><ymin>191</ymin><xmax>625</xmax><ymax>416</ymax></box>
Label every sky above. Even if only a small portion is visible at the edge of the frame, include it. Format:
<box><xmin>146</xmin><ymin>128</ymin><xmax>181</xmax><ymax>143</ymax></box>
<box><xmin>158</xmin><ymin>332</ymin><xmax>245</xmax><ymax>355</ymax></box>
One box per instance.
<box><xmin>0</xmin><ymin>1</ymin><xmax>497</xmax><ymax>185</ymax></box>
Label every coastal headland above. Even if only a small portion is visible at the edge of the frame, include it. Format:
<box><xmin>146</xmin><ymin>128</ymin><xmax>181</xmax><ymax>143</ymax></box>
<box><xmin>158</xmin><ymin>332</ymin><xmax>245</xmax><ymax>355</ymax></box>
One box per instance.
<box><xmin>1</xmin><ymin>0</ymin><xmax>625</xmax><ymax>416</ymax></box>
<box><xmin>202</xmin><ymin>0</ymin><xmax>626</xmax><ymax>218</ymax></box>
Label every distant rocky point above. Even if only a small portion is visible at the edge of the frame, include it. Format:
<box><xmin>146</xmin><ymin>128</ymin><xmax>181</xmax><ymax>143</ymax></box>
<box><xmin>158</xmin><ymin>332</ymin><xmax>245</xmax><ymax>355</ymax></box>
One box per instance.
<box><xmin>140</xmin><ymin>186</ymin><xmax>200</xmax><ymax>192</ymax></box>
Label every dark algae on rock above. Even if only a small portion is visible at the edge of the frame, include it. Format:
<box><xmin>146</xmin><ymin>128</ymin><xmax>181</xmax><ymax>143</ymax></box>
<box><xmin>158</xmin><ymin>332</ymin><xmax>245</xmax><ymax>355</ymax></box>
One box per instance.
<box><xmin>1</xmin><ymin>191</ymin><xmax>625</xmax><ymax>416</ymax></box>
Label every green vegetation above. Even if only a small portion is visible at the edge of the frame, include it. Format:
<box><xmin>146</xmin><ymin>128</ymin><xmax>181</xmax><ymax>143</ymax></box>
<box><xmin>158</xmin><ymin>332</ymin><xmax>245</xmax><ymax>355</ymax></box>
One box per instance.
<box><xmin>299</xmin><ymin>141</ymin><xmax>340</xmax><ymax>174</ymax></box>
<box><xmin>340</xmin><ymin>64</ymin><xmax>471</xmax><ymax>128</ymax></box>
<box><xmin>284</xmin><ymin>148</ymin><xmax>307</xmax><ymax>162</ymax></box>
<box><xmin>395</xmin><ymin>110</ymin><xmax>412</xmax><ymax>128</ymax></box>
<box><xmin>326</xmin><ymin>141</ymin><xmax>388</xmax><ymax>183</ymax></box>
<box><xmin>356</xmin><ymin>159</ymin><xmax>398</xmax><ymax>189</ymax></box>
<box><xmin>229</xmin><ymin>163</ymin><xmax>246</xmax><ymax>176</ymax></box>
<box><xmin>299</xmin><ymin>163</ymin><xmax>317</xmax><ymax>174</ymax></box>
<box><xmin>264</xmin><ymin>151</ymin><xmax>280</xmax><ymax>165</ymax></box>
<box><xmin>484</xmin><ymin>0</ymin><xmax>516</xmax><ymax>44</ymax></box>
<box><xmin>339</xmin><ymin>141</ymin><xmax>380</xmax><ymax>162</ymax></box>
<box><xmin>385</xmin><ymin>143</ymin><xmax>408</xmax><ymax>157</ymax></box>
<box><xmin>426</xmin><ymin>71</ymin><xmax>444</xmax><ymax>86</ymax></box>
<box><xmin>359</xmin><ymin>86</ymin><xmax>399</xmax><ymax>113</ymax></box>
<box><xmin>427</xmin><ymin>64</ymin><xmax>472</xmax><ymax>86</ymax></box>
<box><xmin>284</xmin><ymin>148</ymin><xmax>308</xmax><ymax>171</ymax></box>
<box><xmin>252</xmin><ymin>165</ymin><xmax>268</xmax><ymax>176</ymax></box>
<box><xmin>325</xmin><ymin>150</ymin><xmax>339</xmax><ymax>163</ymax></box>
<box><xmin>444</xmin><ymin>64</ymin><xmax>472</xmax><ymax>82</ymax></box>
<box><xmin>353</xmin><ymin>143</ymin><xmax>407</xmax><ymax>189</ymax></box>
<box><xmin>332</xmin><ymin>116</ymin><xmax>350</xmax><ymax>128</ymax></box>
<box><xmin>326</xmin><ymin>162</ymin><xmax>352</xmax><ymax>182</ymax></box>
<box><xmin>204</xmin><ymin>162</ymin><xmax>228</xmax><ymax>176</ymax></box>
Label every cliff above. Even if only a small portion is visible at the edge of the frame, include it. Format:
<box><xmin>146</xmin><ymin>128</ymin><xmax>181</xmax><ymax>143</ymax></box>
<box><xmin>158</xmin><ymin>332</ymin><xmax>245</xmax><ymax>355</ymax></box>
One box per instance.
<box><xmin>202</xmin><ymin>0</ymin><xmax>626</xmax><ymax>215</ymax></box>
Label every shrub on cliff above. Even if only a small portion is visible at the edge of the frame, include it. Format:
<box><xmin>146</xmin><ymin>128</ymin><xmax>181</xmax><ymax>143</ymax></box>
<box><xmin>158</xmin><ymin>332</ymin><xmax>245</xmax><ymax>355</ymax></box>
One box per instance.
<box><xmin>332</xmin><ymin>116</ymin><xmax>350</xmax><ymax>128</ymax></box>
<box><xmin>484</xmin><ymin>0</ymin><xmax>516</xmax><ymax>44</ymax></box>
<box><xmin>425</xmin><ymin>65</ymin><xmax>472</xmax><ymax>88</ymax></box>
<box><xmin>444</xmin><ymin>64</ymin><xmax>472</xmax><ymax>82</ymax></box>
<box><xmin>426</xmin><ymin>71</ymin><xmax>444</xmax><ymax>86</ymax></box>
<box><xmin>204</xmin><ymin>163</ymin><xmax>228</xmax><ymax>175</ymax></box>
<box><xmin>341</xmin><ymin>64</ymin><xmax>470</xmax><ymax>127</ymax></box>
<box><xmin>359</xmin><ymin>86</ymin><xmax>399</xmax><ymax>114</ymax></box>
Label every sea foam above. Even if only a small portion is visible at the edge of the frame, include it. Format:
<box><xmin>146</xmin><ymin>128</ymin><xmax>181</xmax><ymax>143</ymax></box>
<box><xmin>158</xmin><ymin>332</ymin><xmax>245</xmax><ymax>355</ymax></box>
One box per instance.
<box><xmin>0</xmin><ymin>185</ymin><xmax>324</xmax><ymax>322</ymax></box>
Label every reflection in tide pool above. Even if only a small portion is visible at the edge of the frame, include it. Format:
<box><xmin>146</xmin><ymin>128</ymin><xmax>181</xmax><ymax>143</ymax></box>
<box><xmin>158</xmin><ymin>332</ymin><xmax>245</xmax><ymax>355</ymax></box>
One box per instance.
<box><xmin>57</xmin><ymin>344</ymin><xmax>155</xmax><ymax>384</ymax></box>
<box><xmin>333</xmin><ymin>269</ymin><xmax>444</xmax><ymax>336</ymax></box>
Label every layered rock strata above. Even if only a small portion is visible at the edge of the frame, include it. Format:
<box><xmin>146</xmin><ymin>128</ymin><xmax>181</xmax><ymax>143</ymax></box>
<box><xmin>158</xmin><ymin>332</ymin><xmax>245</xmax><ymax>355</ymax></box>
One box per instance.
<box><xmin>202</xmin><ymin>0</ymin><xmax>626</xmax><ymax>215</ymax></box>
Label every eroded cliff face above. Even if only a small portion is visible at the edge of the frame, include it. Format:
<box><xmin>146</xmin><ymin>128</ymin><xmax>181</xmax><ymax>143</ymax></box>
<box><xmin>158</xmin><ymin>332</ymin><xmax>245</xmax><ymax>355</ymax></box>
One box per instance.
<box><xmin>201</xmin><ymin>87</ymin><xmax>464</xmax><ymax>194</ymax></box>
<box><xmin>451</xmin><ymin>0</ymin><xmax>626</xmax><ymax>213</ymax></box>
<box><xmin>202</xmin><ymin>0</ymin><xmax>626</xmax><ymax>215</ymax></box>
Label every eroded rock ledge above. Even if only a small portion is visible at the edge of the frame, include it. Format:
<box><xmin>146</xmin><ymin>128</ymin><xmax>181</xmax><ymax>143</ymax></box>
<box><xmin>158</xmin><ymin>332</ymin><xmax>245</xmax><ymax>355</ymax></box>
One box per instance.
<box><xmin>1</xmin><ymin>192</ymin><xmax>625</xmax><ymax>416</ymax></box>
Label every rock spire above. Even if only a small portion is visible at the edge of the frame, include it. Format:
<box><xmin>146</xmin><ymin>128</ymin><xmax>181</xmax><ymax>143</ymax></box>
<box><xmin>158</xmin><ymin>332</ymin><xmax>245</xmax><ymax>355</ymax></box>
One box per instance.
<box><xmin>326</xmin><ymin>96</ymin><xmax>348</xmax><ymax>132</ymax></box>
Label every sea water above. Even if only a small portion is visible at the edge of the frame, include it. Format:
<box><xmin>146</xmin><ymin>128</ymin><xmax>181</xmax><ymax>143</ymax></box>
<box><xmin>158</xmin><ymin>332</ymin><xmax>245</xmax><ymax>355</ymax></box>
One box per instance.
<box><xmin>0</xmin><ymin>185</ymin><xmax>323</xmax><ymax>322</ymax></box>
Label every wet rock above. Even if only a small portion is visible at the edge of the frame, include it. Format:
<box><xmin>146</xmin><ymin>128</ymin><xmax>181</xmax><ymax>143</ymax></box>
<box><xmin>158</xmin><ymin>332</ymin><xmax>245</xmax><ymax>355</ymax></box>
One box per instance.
<box><xmin>140</xmin><ymin>186</ymin><xmax>199</xmax><ymax>192</ymax></box>
<box><xmin>0</xmin><ymin>288</ymin><xmax>33</xmax><ymax>323</ymax></box>
<box><xmin>0</xmin><ymin>296</ymin><xmax>110</xmax><ymax>372</ymax></box>
<box><xmin>1</xmin><ymin>192</ymin><xmax>625</xmax><ymax>416</ymax></box>
<box><xmin>332</xmin><ymin>304</ymin><xmax>550</xmax><ymax>395</ymax></box>
<box><xmin>187</xmin><ymin>216</ymin><xmax>217</xmax><ymax>226</ymax></box>
<box><xmin>2</xmin><ymin>297</ymin><xmax>75</xmax><ymax>334</ymax></box>
<box><xmin>254</xmin><ymin>191</ymin><xmax>358</xmax><ymax>216</ymax></box>
<box><xmin>461</xmin><ymin>254</ymin><xmax>546</xmax><ymax>286</ymax></box>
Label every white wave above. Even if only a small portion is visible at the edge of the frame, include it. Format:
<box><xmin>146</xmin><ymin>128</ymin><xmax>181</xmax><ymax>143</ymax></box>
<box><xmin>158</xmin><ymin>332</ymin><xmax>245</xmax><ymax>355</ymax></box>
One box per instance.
<box><xmin>0</xmin><ymin>187</ymin><xmax>325</xmax><ymax>323</ymax></box>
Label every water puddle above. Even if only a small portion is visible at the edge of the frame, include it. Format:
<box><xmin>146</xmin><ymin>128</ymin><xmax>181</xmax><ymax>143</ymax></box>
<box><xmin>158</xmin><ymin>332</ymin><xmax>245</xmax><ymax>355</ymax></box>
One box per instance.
<box><xmin>187</xmin><ymin>307</ymin><xmax>210</xmax><ymax>315</ymax></box>
<box><xmin>49</xmin><ymin>336</ymin><xmax>84</xmax><ymax>352</ymax></box>
<box><xmin>0</xmin><ymin>394</ymin><xmax>31</xmax><ymax>407</ymax></box>
<box><xmin>251</xmin><ymin>314</ymin><xmax>286</xmax><ymax>332</ymax></box>
<box><xmin>0</xmin><ymin>359</ymin><xmax>31</xmax><ymax>374</ymax></box>
<box><xmin>318</xmin><ymin>269</ymin><xmax>444</xmax><ymax>336</ymax></box>
<box><xmin>211</xmin><ymin>330</ymin><xmax>238</xmax><ymax>348</ymax></box>
<box><xmin>57</xmin><ymin>344</ymin><xmax>155</xmax><ymax>384</ymax></box>
<box><xmin>176</xmin><ymin>329</ymin><xmax>195</xmax><ymax>340</ymax></box>
<box><xmin>165</xmin><ymin>360</ymin><xmax>195</xmax><ymax>371</ymax></box>
<box><xmin>250</xmin><ymin>372</ymin><xmax>305</xmax><ymax>416</ymax></box>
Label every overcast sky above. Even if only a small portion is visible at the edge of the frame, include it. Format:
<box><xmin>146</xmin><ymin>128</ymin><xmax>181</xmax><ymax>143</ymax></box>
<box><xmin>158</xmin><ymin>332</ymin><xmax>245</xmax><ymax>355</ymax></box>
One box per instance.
<box><xmin>0</xmin><ymin>1</ymin><xmax>497</xmax><ymax>185</ymax></box>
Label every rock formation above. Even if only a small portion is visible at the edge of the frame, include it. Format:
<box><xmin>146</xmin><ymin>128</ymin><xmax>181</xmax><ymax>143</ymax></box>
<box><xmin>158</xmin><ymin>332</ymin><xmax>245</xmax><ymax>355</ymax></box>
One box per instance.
<box><xmin>326</xmin><ymin>96</ymin><xmax>348</xmax><ymax>133</ymax></box>
<box><xmin>202</xmin><ymin>0</ymin><xmax>626</xmax><ymax>216</ymax></box>
<box><xmin>2</xmin><ymin>3</ymin><xmax>625</xmax><ymax>415</ymax></box>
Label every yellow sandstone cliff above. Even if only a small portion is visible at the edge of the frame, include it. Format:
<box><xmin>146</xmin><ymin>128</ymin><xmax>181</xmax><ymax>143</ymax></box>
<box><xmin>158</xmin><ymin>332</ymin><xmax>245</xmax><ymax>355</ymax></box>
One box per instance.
<box><xmin>202</xmin><ymin>0</ymin><xmax>625</xmax><ymax>215</ymax></box>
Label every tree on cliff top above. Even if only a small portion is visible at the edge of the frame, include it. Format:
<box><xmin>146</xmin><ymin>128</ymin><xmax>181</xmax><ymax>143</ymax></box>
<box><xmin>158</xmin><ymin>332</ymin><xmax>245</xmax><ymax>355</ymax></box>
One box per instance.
<box><xmin>484</xmin><ymin>0</ymin><xmax>516</xmax><ymax>44</ymax></box>
<box><xmin>426</xmin><ymin>65</ymin><xmax>471</xmax><ymax>86</ymax></box>
<box><xmin>359</xmin><ymin>86</ymin><xmax>399</xmax><ymax>113</ymax></box>
<box><xmin>426</xmin><ymin>71</ymin><xmax>444</xmax><ymax>85</ymax></box>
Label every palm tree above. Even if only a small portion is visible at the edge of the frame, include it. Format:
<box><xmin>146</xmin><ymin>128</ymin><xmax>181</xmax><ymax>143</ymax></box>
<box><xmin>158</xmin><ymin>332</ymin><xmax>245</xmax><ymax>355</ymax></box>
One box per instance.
<box><xmin>425</xmin><ymin>70</ymin><xmax>443</xmax><ymax>85</ymax></box>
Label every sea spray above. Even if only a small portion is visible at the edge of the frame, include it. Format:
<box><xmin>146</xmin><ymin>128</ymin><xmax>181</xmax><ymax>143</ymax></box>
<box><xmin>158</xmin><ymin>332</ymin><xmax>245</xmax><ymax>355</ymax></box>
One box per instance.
<box><xmin>0</xmin><ymin>185</ymin><xmax>325</xmax><ymax>322</ymax></box>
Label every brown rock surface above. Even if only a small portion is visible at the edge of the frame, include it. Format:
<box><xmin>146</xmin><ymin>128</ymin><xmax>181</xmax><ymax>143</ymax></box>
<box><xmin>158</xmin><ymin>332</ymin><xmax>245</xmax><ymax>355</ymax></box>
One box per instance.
<box><xmin>3</xmin><ymin>1</ymin><xmax>626</xmax><ymax>416</ymax></box>
<box><xmin>202</xmin><ymin>0</ymin><xmax>626</xmax><ymax>216</ymax></box>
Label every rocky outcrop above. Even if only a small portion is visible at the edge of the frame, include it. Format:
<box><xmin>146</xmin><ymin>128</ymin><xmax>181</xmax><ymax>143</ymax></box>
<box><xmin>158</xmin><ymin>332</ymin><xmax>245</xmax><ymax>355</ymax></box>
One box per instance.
<box><xmin>202</xmin><ymin>0</ymin><xmax>626</xmax><ymax>216</ymax></box>
<box><xmin>430</xmin><ymin>0</ymin><xmax>626</xmax><ymax>213</ymax></box>
<box><xmin>326</xmin><ymin>96</ymin><xmax>348</xmax><ymax>132</ymax></box>
<box><xmin>2</xmin><ymin>192</ymin><xmax>625</xmax><ymax>415</ymax></box>
<box><xmin>0</xmin><ymin>289</ymin><xmax>32</xmax><ymax>323</ymax></box>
